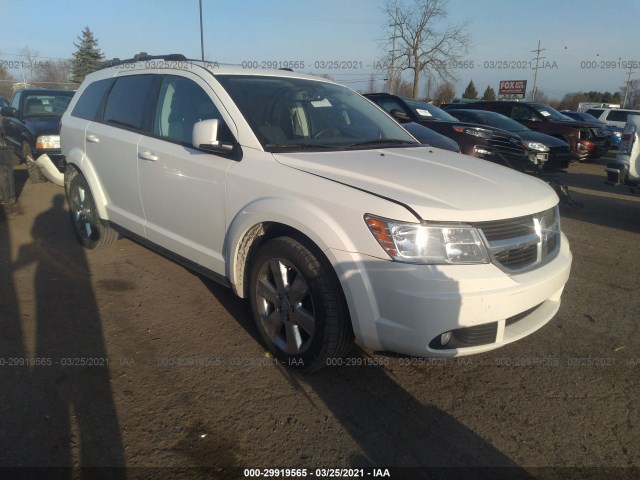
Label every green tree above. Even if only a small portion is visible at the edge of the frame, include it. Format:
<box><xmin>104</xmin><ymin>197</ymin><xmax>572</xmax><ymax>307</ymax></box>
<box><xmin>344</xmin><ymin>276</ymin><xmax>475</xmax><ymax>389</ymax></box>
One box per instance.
<box><xmin>71</xmin><ymin>27</ymin><xmax>104</xmax><ymax>84</ymax></box>
<box><xmin>462</xmin><ymin>79</ymin><xmax>478</xmax><ymax>99</ymax></box>
<box><xmin>482</xmin><ymin>85</ymin><xmax>496</xmax><ymax>100</ymax></box>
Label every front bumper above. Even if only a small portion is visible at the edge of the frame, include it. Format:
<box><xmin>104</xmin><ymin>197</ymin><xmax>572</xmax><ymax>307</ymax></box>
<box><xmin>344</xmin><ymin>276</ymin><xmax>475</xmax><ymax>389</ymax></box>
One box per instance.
<box><xmin>328</xmin><ymin>233</ymin><xmax>572</xmax><ymax>357</ymax></box>
<box><xmin>33</xmin><ymin>153</ymin><xmax>64</xmax><ymax>186</ymax></box>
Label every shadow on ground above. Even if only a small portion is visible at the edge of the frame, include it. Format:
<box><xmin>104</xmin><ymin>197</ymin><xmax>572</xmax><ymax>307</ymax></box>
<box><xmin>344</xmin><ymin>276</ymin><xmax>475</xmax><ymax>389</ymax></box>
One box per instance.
<box><xmin>0</xmin><ymin>195</ymin><xmax>126</xmax><ymax>479</ymax></box>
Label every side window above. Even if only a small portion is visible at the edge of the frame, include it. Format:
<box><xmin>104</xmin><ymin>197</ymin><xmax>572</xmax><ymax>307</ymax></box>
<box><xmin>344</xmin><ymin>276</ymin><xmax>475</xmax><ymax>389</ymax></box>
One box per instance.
<box><xmin>377</xmin><ymin>98</ymin><xmax>411</xmax><ymax>117</ymax></box>
<box><xmin>71</xmin><ymin>78</ymin><xmax>113</xmax><ymax>120</ymax></box>
<box><xmin>607</xmin><ymin>110</ymin><xmax>632</xmax><ymax>122</ymax></box>
<box><xmin>103</xmin><ymin>75</ymin><xmax>157</xmax><ymax>131</ymax></box>
<box><xmin>512</xmin><ymin>106</ymin><xmax>536</xmax><ymax>121</ymax></box>
<box><xmin>585</xmin><ymin>109</ymin><xmax>604</xmax><ymax>118</ymax></box>
<box><xmin>11</xmin><ymin>91</ymin><xmax>21</xmax><ymax>110</ymax></box>
<box><xmin>154</xmin><ymin>75</ymin><xmax>229</xmax><ymax>145</ymax></box>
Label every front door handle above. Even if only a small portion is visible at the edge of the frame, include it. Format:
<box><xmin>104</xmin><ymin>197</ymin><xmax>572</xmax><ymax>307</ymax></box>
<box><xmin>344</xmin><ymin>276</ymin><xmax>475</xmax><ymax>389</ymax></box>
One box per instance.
<box><xmin>138</xmin><ymin>150</ymin><xmax>159</xmax><ymax>161</ymax></box>
<box><xmin>86</xmin><ymin>134</ymin><xmax>100</xmax><ymax>143</ymax></box>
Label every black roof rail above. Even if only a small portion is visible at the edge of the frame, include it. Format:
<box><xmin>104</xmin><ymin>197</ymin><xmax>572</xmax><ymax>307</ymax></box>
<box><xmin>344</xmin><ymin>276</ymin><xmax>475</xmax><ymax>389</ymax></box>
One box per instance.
<box><xmin>99</xmin><ymin>53</ymin><xmax>188</xmax><ymax>69</ymax></box>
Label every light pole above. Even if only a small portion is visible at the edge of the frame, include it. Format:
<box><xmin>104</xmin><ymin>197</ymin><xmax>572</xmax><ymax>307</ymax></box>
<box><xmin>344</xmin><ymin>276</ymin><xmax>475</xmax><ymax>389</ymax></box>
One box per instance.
<box><xmin>199</xmin><ymin>0</ymin><xmax>205</xmax><ymax>61</ymax></box>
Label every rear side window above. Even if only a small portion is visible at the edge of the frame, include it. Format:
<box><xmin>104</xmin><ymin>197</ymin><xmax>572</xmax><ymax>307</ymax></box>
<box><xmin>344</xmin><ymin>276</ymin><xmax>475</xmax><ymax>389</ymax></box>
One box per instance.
<box><xmin>606</xmin><ymin>110</ymin><xmax>639</xmax><ymax>122</ymax></box>
<box><xmin>71</xmin><ymin>78</ymin><xmax>113</xmax><ymax>120</ymax></box>
<box><xmin>103</xmin><ymin>75</ymin><xmax>158</xmax><ymax>131</ymax></box>
<box><xmin>585</xmin><ymin>109</ymin><xmax>604</xmax><ymax>118</ymax></box>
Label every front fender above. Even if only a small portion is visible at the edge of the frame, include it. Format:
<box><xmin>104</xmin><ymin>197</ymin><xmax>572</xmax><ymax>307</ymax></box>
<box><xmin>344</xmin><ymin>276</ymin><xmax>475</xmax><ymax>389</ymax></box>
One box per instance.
<box><xmin>225</xmin><ymin>196</ymin><xmax>359</xmax><ymax>297</ymax></box>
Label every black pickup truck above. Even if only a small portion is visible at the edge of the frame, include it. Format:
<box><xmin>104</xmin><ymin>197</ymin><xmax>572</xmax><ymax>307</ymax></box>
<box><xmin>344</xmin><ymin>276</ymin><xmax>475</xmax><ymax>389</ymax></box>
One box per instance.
<box><xmin>1</xmin><ymin>88</ymin><xmax>75</xmax><ymax>183</ymax></box>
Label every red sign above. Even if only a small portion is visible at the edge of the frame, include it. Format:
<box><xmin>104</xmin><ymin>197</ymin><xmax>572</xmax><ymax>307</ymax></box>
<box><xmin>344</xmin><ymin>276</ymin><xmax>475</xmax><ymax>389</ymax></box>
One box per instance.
<box><xmin>499</xmin><ymin>80</ymin><xmax>527</xmax><ymax>97</ymax></box>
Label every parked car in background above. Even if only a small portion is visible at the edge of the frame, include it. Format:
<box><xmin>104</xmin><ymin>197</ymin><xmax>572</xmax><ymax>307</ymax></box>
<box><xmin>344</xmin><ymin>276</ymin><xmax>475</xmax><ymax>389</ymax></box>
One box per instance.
<box><xmin>446</xmin><ymin>108</ymin><xmax>571</xmax><ymax>171</ymax></box>
<box><xmin>364</xmin><ymin>93</ymin><xmax>531</xmax><ymax>171</ymax></box>
<box><xmin>399</xmin><ymin>122</ymin><xmax>460</xmax><ymax>152</ymax></box>
<box><xmin>447</xmin><ymin>101</ymin><xmax>610</xmax><ymax>161</ymax></box>
<box><xmin>0</xmin><ymin>88</ymin><xmax>75</xmax><ymax>183</ymax></box>
<box><xmin>561</xmin><ymin>110</ymin><xmax>622</xmax><ymax>149</ymax></box>
<box><xmin>584</xmin><ymin>107</ymin><xmax>640</xmax><ymax>134</ymax></box>
<box><xmin>59</xmin><ymin>54</ymin><xmax>571</xmax><ymax>370</ymax></box>
<box><xmin>606</xmin><ymin>114</ymin><xmax>640</xmax><ymax>185</ymax></box>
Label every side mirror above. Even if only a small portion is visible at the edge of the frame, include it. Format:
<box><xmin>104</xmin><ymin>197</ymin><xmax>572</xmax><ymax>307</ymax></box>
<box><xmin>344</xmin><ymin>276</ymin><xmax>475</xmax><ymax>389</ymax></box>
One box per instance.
<box><xmin>0</xmin><ymin>107</ymin><xmax>17</xmax><ymax>118</ymax></box>
<box><xmin>192</xmin><ymin>119</ymin><xmax>234</xmax><ymax>153</ymax></box>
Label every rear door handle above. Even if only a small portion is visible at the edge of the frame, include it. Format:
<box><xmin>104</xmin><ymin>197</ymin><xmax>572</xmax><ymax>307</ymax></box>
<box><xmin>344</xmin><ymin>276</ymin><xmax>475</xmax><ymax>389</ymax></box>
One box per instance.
<box><xmin>138</xmin><ymin>150</ymin><xmax>159</xmax><ymax>162</ymax></box>
<box><xmin>86</xmin><ymin>134</ymin><xmax>100</xmax><ymax>143</ymax></box>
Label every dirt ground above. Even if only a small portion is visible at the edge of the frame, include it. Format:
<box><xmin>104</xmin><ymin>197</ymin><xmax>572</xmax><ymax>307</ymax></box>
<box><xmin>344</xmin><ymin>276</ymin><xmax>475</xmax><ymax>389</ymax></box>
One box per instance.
<box><xmin>0</xmin><ymin>153</ymin><xmax>639</xmax><ymax>480</ymax></box>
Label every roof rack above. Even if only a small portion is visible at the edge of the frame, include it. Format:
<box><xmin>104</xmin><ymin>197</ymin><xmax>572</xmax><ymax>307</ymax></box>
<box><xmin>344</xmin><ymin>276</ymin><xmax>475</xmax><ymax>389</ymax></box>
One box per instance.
<box><xmin>100</xmin><ymin>53</ymin><xmax>188</xmax><ymax>69</ymax></box>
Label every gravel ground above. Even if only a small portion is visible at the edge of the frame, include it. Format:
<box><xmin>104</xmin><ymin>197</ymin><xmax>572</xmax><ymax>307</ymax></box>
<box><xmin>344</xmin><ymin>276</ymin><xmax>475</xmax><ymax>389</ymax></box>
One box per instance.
<box><xmin>0</xmin><ymin>153</ymin><xmax>638</xmax><ymax>480</ymax></box>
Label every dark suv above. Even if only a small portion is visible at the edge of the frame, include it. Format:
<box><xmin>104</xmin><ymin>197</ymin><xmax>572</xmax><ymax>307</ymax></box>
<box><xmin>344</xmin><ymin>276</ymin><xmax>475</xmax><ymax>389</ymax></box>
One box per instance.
<box><xmin>364</xmin><ymin>93</ymin><xmax>531</xmax><ymax>171</ymax></box>
<box><xmin>1</xmin><ymin>88</ymin><xmax>75</xmax><ymax>183</ymax></box>
<box><xmin>445</xmin><ymin>101</ymin><xmax>610</xmax><ymax>161</ymax></box>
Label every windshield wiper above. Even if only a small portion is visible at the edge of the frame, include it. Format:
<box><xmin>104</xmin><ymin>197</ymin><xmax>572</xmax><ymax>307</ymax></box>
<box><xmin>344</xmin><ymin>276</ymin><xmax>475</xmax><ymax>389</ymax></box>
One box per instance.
<box><xmin>265</xmin><ymin>143</ymin><xmax>338</xmax><ymax>151</ymax></box>
<box><xmin>345</xmin><ymin>138</ymin><xmax>417</xmax><ymax>150</ymax></box>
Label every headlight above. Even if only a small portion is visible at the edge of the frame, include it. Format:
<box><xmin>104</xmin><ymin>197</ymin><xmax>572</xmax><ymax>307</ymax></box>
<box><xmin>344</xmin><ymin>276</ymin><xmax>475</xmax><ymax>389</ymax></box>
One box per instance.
<box><xmin>36</xmin><ymin>135</ymin><xmax>60</xmax><ymax>149</ymax></box>
<box><xmin>452</xmin><ymin>126</ymin><xmax>492</xmax><ymax>139</ymax></box>
<box><xmin>365</xmin><ymin>215</ymin><xmax>489</xmax><ymax>264</ymax></box>
<box><xmin>524</xmin><ymin>141</ymin><xmax>549</xmax><ymax>152</ymax></box>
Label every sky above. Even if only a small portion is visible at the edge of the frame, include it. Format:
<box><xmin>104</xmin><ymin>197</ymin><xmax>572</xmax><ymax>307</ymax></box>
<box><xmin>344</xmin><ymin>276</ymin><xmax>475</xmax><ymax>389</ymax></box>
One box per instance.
<box><xmin>2</xmin><ymin>0</ymin><xmax>640</xmax><ymax>100</ymax></box>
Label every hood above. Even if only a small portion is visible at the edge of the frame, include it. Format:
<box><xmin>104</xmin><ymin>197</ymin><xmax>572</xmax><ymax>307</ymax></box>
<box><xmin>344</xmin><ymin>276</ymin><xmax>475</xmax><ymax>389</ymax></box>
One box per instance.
<box><xmin>402</xmin><ymin>122</ymin><xmax>460</xmax><ymax>152</ymax></box>
<box><xmin>23</xmin><ymin>116</ymin><xmax>62</xmax><ymax>136</ymax></box>
<box><xmin>274</xmin><ymin>147</ymin><xmax>557</xmax><ymax>222</ymax></box>
<box><xmin>550</xmin><ymin>118</ymin><xmax>602</xmax><ymax>129</ymax></box>
<box><xmin>517</xmin><ymin>130</ymin><xmax>568</xmax><ymax>147</ymax></box>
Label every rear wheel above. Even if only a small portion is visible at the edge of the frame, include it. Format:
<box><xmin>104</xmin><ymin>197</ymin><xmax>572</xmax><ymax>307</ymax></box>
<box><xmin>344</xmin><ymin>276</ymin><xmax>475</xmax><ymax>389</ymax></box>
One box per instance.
<box><xmin>22</xmin><ymin>142</ymin><xmax>47</xmax><ymax>183</ymax></box>
<box><xmin>249</xmin><ymin>236</ymin><xmax>353</xmax><ymax>371</ymax></box>
<box><xmin>66</xmin><ymin>170</ymin><xmax>117</xmax><ymax>249</ymax></box>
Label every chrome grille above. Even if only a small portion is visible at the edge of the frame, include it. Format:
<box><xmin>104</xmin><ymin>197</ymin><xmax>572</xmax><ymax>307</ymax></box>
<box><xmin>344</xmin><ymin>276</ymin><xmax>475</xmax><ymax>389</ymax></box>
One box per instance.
<box><xmin>476</xmin><ymin>207</ymin><xmax>561</xmax><ymax>272</ymax></box>
<box><xmin>489</xmin><ymin>132</ymin><xmax>527</xmax><ymax>156</ymax></box>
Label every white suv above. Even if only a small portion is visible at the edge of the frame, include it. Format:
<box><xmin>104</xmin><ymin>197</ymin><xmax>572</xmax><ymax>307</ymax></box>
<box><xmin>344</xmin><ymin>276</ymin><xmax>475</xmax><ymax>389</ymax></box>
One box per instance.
<box><xmin>60</xmin><ymin>54</ymin><xmax>572</xmax><ymax>370</ymax></box>
<box><xmin>585</xmin><ymin>107</ymin><xmax>640</xmax><ymax>130</ymax></box>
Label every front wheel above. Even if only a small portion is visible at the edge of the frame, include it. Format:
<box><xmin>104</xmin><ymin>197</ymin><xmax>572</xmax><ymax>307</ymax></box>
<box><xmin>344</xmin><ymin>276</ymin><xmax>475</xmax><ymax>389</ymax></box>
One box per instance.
<box><xmin>249</xmin><ymin>236</ymin><xmax>353</xmax><ymax>371</ymax></box>
<box><xmin>23</xmin><ymin>142</ymin><xmax>48</xmax><ymax>183</ymax></box>
<box><xmin>66</xmin><ymin>169</ymin><xmax>117</xmax><ymax>249</ymax></box>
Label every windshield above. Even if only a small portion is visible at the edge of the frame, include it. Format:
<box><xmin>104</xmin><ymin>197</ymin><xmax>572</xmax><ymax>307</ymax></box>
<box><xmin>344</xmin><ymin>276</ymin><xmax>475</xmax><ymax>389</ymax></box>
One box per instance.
<box><xmin>450</xmin><ymin>110</ymin><xmax>529</xmax><ymax>132</ymax></box>
<box><xmin>402</xmin><ymin>97</ymin><xmax>459</xmax><ymax>122</ymax></box>
<box><xmin>529</xmin><ymin>103</ymin><xmax>573</xmax><ymax>121</ymax></box>
<box><xmin>22</xmin><ymin>92</ymin><xmax>74</xmax><ymax>117</ymax></box>
<box><xmin>568</xmin><ymin>112</ymin><xmax>602</xmax><ymax>123</ymax></box>
<box><xmin>215</xmin><ymin>75</ymin><xmax>417</xmax><ymax>151</ymax></box>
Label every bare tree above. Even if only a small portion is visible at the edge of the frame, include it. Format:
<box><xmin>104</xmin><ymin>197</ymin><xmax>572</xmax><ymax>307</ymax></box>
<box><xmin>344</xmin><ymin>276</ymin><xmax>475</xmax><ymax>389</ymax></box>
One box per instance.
<box><xmin>382</xmin><ymin>0</ymin><xmax>470</xmax><ymax>98</ymax></box>
<box><xmin>33</xmin><ymin>59</ymin><xmax>73</xmax><ymax>89</ymax></box>
<box><xmin>17</xmin><ymin>46</ymin><xmax>40</xmax><ymax>85</ymax></box>
<box><xmin>433</xmin><ymin>81</ymin><xmax>455</xmax><ymax>104</ymax></box>
<box><xmin>0</xmin><ymin>62</ymin><xmax>16</xmax><ymax>98</ymax></box>
<box><xmin>366</xmin><ymin>73</ymin><xmax>377</xmax><ymax>93</ymax></box>
<box><xmin>621</xmin><ymin>79</ymin><xmax>640</xmax><ymax>109</ymax></box>
<box><xmin>386</xmin><ymin>76</ymin><xmax>414</xmax><ymax>97</ymax></box>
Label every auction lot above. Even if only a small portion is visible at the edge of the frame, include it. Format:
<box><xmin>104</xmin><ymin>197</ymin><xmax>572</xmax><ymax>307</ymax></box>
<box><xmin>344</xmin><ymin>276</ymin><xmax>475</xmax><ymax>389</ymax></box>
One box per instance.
<box><xmin>1</xmin><ymin>152</ymin><xmax>639</xmax><ymax>479</ymax></box>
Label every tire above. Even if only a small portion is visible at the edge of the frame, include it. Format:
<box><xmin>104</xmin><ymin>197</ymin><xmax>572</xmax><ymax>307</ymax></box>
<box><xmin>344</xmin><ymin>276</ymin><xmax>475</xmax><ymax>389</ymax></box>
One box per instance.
<box><xmin>66</xmin><ymin>169</ymin><xmax>117</xmax><ymax>249</ymax></box>
<box><xmin>22</xmin><ymin>142</ymin><xmax>48</xmax><ymax>183</ymax></box>
<box><xmin>249</xmin><ymin>236</ymin><xmax>353</xmax><ymax>371</ymax></box>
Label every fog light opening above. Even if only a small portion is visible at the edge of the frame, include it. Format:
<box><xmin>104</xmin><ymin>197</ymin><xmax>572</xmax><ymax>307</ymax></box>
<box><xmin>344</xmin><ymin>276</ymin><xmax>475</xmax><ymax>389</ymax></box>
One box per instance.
<box><xmin>440</xmin><ymin>331</ymin><xmax>452</xmax><ymax>346</ymax></box>
<box><xmin>473</xmin><ymin>146</ymin><xmax>494</xmax><ymax>156</ymax></box>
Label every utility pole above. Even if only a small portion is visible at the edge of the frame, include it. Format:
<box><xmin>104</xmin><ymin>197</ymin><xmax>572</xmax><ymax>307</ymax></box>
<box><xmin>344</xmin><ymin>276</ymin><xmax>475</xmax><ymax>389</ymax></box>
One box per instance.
<box><xmin>388</xmin><ymin>22</ymin><xmax>399</xmax><ymax>94</ymax></box>
<box><xmin>199</xmin><ymin>0</ymin><xmax>205</xmax><ymax>61</ymax></box>
<box><xmin>530</xmin><ymin>40</ymin><xmax>546</xmax><ymax>102</ymax></box>
<box><xmin>622</xmin><ymin>65</ymin><xmax>636</xmax><ymax>108</ymax></box>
